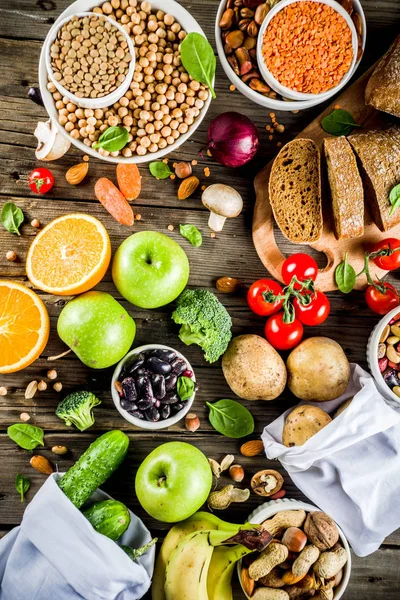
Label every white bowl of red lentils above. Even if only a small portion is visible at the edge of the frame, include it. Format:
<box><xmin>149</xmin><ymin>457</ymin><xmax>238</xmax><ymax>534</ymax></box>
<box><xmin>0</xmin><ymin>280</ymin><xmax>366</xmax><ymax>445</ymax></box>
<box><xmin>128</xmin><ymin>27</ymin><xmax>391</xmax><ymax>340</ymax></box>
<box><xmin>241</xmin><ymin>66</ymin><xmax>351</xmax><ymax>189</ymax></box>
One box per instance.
<box><xmin>39</xmin><ymin>0</ymin><xmax>213</xmax><ymax>163</ymax></box>
<box><xmin>257</xmin><ymin>0</ymin><xmax>358</xmax><ymax>101</ymax></box>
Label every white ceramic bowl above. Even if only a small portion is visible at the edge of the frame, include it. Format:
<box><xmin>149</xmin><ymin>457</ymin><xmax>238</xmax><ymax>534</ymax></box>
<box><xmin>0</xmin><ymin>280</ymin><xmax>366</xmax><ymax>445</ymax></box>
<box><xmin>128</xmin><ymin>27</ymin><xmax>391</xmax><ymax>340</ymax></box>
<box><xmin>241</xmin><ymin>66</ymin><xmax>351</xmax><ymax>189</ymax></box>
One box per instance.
<box><xmin>111</xmin><ymin>344</ymin><xmax>196</xmax><ymax>431</ymax></box>
<box><xmin>44</xmin><ymin>12</ymin><xmax>136</xmax><ymax>110</ymax></box>
<box><xmin>256</xmin><ymin>0</ymin><xmax>358</xmax><ymax>101</ymax></box>
<box><xmin>238</xmin><ymin>498</ymin><xmax>352</xmax><ymax>600</ymax></box>
<box><xmin>215</xmin><ymin>0</ymin><xmax>366</xmax><ymax>111</ymax></box>
<box><xmin>367</xmin><ymin>306</ymin><xmax>400</xmax><ymax>407</ymax></box>
<box><xmin>39</xmin><ymin>0</ymin><xmax>213</xmax><ymax>163</ymax></box>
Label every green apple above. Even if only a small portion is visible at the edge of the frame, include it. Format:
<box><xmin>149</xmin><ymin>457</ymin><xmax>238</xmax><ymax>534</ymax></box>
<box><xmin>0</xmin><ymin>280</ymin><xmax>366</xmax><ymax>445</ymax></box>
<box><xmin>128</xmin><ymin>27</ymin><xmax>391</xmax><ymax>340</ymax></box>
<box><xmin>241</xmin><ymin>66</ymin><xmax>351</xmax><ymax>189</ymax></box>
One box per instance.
<box><xmin>135</xmin><ymin>442</ymin><xmax>212</xmax><ymax>522</ymax></box>
<box><xmin>57</xmin><ymin>291</ymin><xmax>136</xmax><ymax>369</ymax></box>
<box><xmin>112</xmin><ymin>231</ymin><xmax>190</xmax><ymax>309</ymax></box>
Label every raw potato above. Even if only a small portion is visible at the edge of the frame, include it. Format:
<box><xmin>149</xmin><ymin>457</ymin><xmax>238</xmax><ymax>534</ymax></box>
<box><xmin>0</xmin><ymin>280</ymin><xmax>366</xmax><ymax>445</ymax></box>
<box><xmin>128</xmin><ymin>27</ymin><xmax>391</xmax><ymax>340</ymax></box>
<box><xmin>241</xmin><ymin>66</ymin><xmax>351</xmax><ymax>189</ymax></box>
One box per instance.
<box><xmin>283</xmin><ymin>406</ymin><xmax>332</xmax><ymax>447</ymax></box>
<box><xmin>287</xmin><ymin>337</ymin><xmax>350</xmax><ymax>401</ymax></box>
<box><xmin>222</xmin><ymin>335</ymin><xmax>287</xmax><ymax>401</ymax></box>
<box><xmin>333</xmin><ymin>398</ymin><xmax>353</xmax><ymax>418</ymax></box>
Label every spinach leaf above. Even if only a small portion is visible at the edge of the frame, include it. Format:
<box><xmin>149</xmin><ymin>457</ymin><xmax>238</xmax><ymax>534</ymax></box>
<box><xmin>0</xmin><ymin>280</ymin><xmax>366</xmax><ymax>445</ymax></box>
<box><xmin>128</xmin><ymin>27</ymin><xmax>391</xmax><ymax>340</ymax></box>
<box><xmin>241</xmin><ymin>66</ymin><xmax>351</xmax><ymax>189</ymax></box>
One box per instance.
<box><xmin>94</xmin><ymin>126</ymin><xmax>129</xmax><ymax>152</ymax></box>
<box><xmin>7</xmin><ymin>424</ymin><xmax>45</xmax><ymax>451</ymax></box>
<box><xmin>335</xmin><ymin>252</ymin><xmax>356</xmax><ymax>294</ymax></box>
<box><xmin>180</xmin><ymin>224</ymin><xmax>203</xmax><ymax>247</ymax></box>
<box><xmin>389</xmin><ymin>184</ymin><xmax>400</xmax><ymax>216</ymax></box>
<box><xmin>206</xmin><ymin>399</ymin><xmax>254</xmax><ymax>438</ymax></box>
<box><xmin>1</xmin><ymin>202</ymin><xmax>24</xmax><ymax>236</ymax></box>
<box><xmin>180</xmin><ymin>33</ymin><xmax>216</xmax><ymax>99</ymax></box>
<box><xmin>149</xmin><ymin>162</ymin><xmax>173</xmax><ymax>179</ymax></box>
<box><xmin>321</xmin><ymin>109</ymin><xmax>361</xmax><ymax>136</ymax></box>
<box><xmin>177</xmin><ymin>376</ymin><xmax>195</xmax><ymax>401</ymax></box>
<box><xmin>15</xmin><ymin>473</ymin><xmax>31</xmax><ymax>502</ymax></box>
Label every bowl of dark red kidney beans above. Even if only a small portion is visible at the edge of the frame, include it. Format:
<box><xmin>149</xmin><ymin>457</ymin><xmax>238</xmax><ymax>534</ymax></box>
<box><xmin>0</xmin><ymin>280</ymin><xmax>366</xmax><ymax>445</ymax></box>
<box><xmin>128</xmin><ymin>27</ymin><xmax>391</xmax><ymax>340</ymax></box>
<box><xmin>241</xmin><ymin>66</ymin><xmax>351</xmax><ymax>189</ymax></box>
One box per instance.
<box><xmin>112</xmin><ymin>344</ymin><xmax>197</xmax><ymax>429</ymax></box>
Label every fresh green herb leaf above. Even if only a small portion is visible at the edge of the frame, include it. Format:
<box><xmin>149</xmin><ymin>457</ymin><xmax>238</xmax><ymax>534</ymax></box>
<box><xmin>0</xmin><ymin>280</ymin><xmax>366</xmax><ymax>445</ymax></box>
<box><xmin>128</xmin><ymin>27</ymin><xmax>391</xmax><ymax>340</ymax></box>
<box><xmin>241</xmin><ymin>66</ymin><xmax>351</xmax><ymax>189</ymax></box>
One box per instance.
<box><xmin>15</xmin><ymin>473</ymin><xmax>31</xmax><ymax>502</ymax></box>
<box><xmin>206</xmin><ymin>399</ymin><xmax>254</xmax><ymax>438</ymax></box>
<box><xmin>180</xmin><ymin>33</ymin><xmax>216</xmax><ymax>99</ymax></box>
<box><xmin>121</xmin><ymin>538</ymin><xmax>158</xmax><ymax>561</ymax></box>
<box><xmin>93</xmin><ymin>126</ymin><xmax>129</xmax><ymax>152</ymax></box>
<box><xmin>1</xmin><ymin>202</ymin><xmax>24</xmax><ymax>236</ymax></box>
<box><xmin>7</xmin><ymin>424</ymin><xmax>45</xmax><ymax>451</ymax></box>
<box><xmin>321</xmin><ymin>109</ymin><xmax>361</xmax><ymax>136</ymax></box>
<box><xmin>335</xmin><ymin>252</ymin><xmax>357</xmax><ymax>294</ymax></box>
<box><xmin>177</xmin><ymin>376</ymin><xmax>195</xmax><ymax>402</ymax></box>
<box><xmin>149</xmin><ymin>162</ymin><xmax>173</xmax><ymax>179</ymax></box>
<box><xmin>179</xmin><ymin>224</ymin><xmax>203</xmax><ymax>247</ymax></box>
<box><xmin>389</xmin><ymin>184</ymin><xmax>400</xmax><ymax>216</ymax></box>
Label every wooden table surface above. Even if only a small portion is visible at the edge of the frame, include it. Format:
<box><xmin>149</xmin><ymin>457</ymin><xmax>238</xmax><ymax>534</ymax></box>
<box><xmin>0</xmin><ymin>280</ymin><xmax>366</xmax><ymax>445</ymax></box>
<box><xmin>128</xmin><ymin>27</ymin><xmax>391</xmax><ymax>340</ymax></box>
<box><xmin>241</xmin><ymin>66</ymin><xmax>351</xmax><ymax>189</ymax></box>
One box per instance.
<box><xmin>1</xmin><ymin>0</ymin><xmax>400</xmax><ymax>598</ymax></box>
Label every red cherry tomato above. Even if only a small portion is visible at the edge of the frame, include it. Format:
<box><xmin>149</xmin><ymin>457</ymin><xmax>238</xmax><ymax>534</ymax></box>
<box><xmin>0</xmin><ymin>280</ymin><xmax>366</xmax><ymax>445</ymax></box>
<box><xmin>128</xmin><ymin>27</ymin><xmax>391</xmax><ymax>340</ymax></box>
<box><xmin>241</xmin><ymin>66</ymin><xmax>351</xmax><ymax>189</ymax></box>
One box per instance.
<box><xmin>365</xmin><ymin>283</ymin><xmax>400</xmax><ymax>315</ymax></box>
<box><xmin>293</xmin><ymin>291</ymin><xmax>331</xmax><ymax>326</ymax></box>
<box><xmin>371</xmin><ymin>238</ymin><xmax>400</xmax><ymax>271</ymax></box>
<box><xmin>28</xmin><ymin>168</ymin><xmax>54</xmax><ymax>194</ymax></box>
<box><xmin>282</xmin><ymin>253</ymin><xmax>319</xmax><ymax>288</ymax></box>
<box><xmin>247</xmin><ymin>279</ymin><xmax>283</xmax><ymax>317</ymax></box>
<box><xmin>265</xmin><ymin>312</ymin><xmax>303</xmax><ymax>351</ymax></box>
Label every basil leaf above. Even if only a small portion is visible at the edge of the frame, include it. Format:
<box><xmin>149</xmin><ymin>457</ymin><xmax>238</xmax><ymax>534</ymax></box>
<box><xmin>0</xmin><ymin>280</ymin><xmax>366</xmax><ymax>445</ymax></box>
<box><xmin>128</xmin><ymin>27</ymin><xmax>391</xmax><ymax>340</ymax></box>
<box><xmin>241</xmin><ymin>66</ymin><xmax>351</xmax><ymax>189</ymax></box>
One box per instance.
<box><xmin>94</xmin><ymin>126</ymin><xmax>129</xmax><ymax>152</ymax></box>
<box><xmin>177</xmin><ymin>376</ymin><xmax>195</xmax><ymax>401</ymax></box>
<box><xmin>15</xmin><ymin>473</ymin><xmax>31</xmax><ymax>502</ymax></box>
<box><xmin>180</xmin><ymin>33</ymin><xmax>216</xmax><ymax>99</ymax></box>
<box><xmin>389</xmin><ymin>184</ymin><xmax>400</xmax><ymax>216</ymax></box>
<box><xmin>321</xmin><ymin>109</ymin><xmax>361</xmax><ymax>137</ymax></box>
<box><xmin>180</xmin><ymin>224</ymin><xmax>203</xmax><ymax>247</ymax></box>
<box><xmin>7</xmin><ymin>424</ymin><xmax>45</xmax><ymax>451</ymax></box>
<box><xmin>149</xmin><ymin>162</ymin><xmax>173</xmax><ymax>179</ymax></box>
<box><xmin>335</xmin><ymin>252</ymin><xmax>356</xmax><ymax>294</ymax></box>
<box><xmin>1</xmin><ymin>202</ymin><xmax>24</xmax><ymax>236</ymax></box>
<box><xmin>206</xmin><ymin>399</ymin><xmax>254</xmax><ymax>438</ymax></box>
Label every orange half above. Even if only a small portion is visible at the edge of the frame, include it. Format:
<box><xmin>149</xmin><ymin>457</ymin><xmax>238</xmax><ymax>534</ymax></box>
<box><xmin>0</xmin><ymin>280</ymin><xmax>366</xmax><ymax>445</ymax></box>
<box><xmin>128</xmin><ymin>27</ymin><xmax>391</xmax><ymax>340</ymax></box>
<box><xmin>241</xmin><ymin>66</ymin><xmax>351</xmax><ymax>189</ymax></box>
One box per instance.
<box><xmin>0</xmin><ymin>281</ymin><xmax>50</xmax><ymax>374</ymax></box>
<box><xmin>26</xmin><ymin>213</ymin><xmax>111</xmax><ymax>295</ymax></box>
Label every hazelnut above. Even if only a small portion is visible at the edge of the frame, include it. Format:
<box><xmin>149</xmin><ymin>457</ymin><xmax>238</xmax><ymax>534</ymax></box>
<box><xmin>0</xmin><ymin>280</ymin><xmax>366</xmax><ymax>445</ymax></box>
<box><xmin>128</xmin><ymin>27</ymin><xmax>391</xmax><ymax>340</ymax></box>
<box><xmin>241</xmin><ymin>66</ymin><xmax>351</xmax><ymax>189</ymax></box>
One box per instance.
<box><xmin>53</xmin><ymin>382</ymin><xmax>63</xmax><ymax>392</ymax></box>
<box><xmin>185</xmin><ymin>413</ymin><xmax>200</xmax><ymax>432</ymax></box>
<box><xmin>37</xmin><ymin>380</ymin><xmax>47</xmax><ymax>392</ymax></box>
<box><xmin>304</xmin><ymin>511</ymin><xmax>339</xmax><ymax>551</ymax></box>
<box><xmin>281</xmin><ymin>527</ymin><xmax>308</xmax><ymax>553</ymax></box>
<box><xmin>229</xmin><ymin>464</ymin><xmax>245</xmax><ymax>482</ymax></box>
<box><xmin>6</xmin><ymin>251</ymin><xmax>17</xmax><ymax>262</ymax></box>
<box><xmin>174</xmin><ymin>161</ymin><xmax>192</xmax><ymax>179</ymax></box>
<box><xmin>251</xmin><ymin>469</ymin><xmax>284</xmax><ymax>497</ymax></box>
<box><xmin>47</xmin><ymin>369</ymin><xmax>58</xmax><ymax>380</ymax></box>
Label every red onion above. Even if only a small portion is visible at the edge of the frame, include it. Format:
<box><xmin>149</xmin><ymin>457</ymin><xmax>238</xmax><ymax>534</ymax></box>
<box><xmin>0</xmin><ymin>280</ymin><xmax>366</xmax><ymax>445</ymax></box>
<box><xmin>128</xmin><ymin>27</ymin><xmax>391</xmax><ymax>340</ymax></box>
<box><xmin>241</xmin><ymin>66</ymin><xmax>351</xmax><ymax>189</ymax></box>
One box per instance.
<box><xmin>207</xmin><ymin>112</ymin><xmax>260</xmax><ymax>168</ymax></box>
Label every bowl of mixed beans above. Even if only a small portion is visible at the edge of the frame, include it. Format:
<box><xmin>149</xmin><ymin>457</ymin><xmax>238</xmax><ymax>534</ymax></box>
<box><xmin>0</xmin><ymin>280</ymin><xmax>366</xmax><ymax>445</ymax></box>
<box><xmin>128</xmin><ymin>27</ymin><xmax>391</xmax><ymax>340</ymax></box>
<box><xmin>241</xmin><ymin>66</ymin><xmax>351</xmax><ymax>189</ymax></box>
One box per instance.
<box><xmin>367</xmin><ymin>306</ymin><xmax>400</xmax><ymax>406</ymax></box>
<box><xmin>39</xmin><ymin>0</ymin><xmax>213</xmax><ymax>163</ymax></box>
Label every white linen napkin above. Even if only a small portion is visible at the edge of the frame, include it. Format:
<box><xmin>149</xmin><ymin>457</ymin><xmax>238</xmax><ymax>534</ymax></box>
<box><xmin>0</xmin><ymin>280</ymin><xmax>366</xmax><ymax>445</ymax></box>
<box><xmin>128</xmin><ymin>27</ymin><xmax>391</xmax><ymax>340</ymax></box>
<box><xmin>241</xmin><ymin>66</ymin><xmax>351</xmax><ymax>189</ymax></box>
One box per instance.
<box><xmin>0</xmin><ymin>474</ymin><xmax>154</xmax><ymax>600</ymax></box>
<box><xmin>262</xmin><ymin>364</ymin><xmax>400</xmax><ymax>556</ymax></box>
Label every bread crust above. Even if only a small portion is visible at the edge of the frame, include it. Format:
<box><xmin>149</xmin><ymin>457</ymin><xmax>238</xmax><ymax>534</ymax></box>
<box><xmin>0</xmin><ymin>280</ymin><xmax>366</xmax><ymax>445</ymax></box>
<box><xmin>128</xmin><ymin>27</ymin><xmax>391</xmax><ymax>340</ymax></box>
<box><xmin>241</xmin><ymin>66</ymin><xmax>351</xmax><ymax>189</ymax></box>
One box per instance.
<box><xmin>365</xmin><ymin>36</ymin><xmax>400</xmax><ymax>118</ymax></box>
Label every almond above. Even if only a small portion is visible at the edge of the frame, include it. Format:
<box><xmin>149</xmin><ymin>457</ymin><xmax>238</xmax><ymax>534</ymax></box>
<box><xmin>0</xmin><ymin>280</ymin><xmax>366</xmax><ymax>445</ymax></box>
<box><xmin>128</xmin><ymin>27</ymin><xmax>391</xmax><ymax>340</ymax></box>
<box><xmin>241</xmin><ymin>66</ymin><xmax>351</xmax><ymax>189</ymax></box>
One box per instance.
<box><xmin>240</xmin><ymin>439</ymin><xmax>264</xmax><ymax>457</ymax></box>
<box><xmin>241</xmin><ymin>567</ymin><xmax>255</xmax><ymax>597</ymax></box>
<box><xmin>177</xmin><ymin>175</ymin><xmax>200</xmax><ymax>200</ymax></box>
<box><xmin>30</xmin><ymin>455</ymin><xmax>54</xmax><ymax>475</ymax></box>
<box><xmin>65</xmin><ymin>162</ymin><xmax>89</xmax><ymax>185</ymax></box>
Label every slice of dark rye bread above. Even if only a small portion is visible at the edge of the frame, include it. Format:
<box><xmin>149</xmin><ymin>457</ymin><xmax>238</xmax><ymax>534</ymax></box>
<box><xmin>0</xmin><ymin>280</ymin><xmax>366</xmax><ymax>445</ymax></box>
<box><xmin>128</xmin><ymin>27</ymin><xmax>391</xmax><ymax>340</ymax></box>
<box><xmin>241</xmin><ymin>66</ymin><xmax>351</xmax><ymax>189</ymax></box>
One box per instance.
<box><xmin>269</xmin><ymin>139</ymin><xmax>323</xmax><ymax>243</ymax></box>
<box><xmin>323</xmin><ymin>137</ymin><xmax>364</xmax><ymax>239</ymax></box>
<box><xmin>365</xmin><ymin>35</ymin><xmax>400</xmax><ymax>118</ymax></box>
<box><xmin>348</xmin><ymin>129</ymin><xmax>400</xmax><ymax>232</ymax></box>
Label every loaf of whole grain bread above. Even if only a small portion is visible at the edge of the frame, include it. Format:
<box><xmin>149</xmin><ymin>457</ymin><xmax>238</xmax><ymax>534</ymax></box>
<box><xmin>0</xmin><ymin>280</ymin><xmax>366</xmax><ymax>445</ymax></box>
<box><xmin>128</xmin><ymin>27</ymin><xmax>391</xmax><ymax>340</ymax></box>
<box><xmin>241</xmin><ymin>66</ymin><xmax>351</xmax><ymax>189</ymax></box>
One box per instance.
<box><xmin>365</xmin><ymin>35</ymin><xmax>400</xmax><ymax>117</ymax></box>
<box><xmin>269</xmin><ymin>139</ymin><xmax>322</xmax><ymax>243</ymax></box>
<box><xmin>323</xmin><ymin>136</ymin><xmax>364</xmax><ymax>239</ymax></box>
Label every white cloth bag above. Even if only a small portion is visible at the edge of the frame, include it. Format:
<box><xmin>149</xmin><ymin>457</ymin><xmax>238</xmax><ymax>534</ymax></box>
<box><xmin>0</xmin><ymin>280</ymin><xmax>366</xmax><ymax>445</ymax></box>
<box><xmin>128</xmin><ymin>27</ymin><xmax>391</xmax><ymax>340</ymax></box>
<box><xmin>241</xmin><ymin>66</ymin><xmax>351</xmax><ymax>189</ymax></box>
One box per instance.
<box><xmin>0</xmin><ymin>475</ymin><xmax>154</xmax><ymax>600</ymax></box>
<box><xmin>262</xmin><ymin>364</ymin><xmax>400</xmax><ymax>557</ymax></box>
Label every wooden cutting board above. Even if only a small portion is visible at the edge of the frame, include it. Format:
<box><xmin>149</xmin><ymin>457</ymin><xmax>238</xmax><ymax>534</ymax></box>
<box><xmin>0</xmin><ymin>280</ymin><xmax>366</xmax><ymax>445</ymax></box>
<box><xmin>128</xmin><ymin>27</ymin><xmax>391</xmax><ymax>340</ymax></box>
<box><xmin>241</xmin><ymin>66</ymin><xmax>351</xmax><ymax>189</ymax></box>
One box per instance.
<box><xmin>252</xmin><ymin>65</ymin><xmax>400</xmax><ymax>291</ymax></box>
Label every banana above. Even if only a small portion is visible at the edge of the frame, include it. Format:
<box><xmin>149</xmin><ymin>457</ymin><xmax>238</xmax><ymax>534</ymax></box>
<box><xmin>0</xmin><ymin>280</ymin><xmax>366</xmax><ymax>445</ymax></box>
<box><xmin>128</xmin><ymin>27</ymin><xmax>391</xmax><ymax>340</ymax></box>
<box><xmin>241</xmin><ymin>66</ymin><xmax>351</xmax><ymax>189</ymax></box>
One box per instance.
<box><xmin>207</xmin><ymin>544</ymin><xmax>253</xmax><ymax>600</ymax></box>
<box><xmin>164</xmin><ymin>530</ymin><xmax>213</xmax><ymax>600</ymax></box>
<box><xmin>152</xmin><ymin>512</ymin><xmax>249</xmax><ymax>600</ymax></box>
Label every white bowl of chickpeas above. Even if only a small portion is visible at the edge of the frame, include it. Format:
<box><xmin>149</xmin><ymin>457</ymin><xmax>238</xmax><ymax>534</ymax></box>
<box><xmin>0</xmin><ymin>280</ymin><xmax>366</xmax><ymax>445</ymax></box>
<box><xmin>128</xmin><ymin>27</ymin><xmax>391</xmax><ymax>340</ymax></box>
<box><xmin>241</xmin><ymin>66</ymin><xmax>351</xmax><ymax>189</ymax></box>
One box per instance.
<box><xmin>39</xmin><ymin>0</ymin><xmax>213</xmax><ymax>162</ymax></box>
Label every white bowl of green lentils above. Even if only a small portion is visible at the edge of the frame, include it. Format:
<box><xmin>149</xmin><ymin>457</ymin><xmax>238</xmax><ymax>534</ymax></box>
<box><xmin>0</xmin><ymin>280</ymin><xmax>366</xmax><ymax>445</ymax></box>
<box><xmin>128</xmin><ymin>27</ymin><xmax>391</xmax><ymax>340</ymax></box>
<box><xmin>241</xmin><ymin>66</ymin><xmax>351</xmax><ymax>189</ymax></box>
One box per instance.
<box><xmin>39</xmin><ymin>0</ymin><xmax>213</xmax><ymax>163</ymax></box>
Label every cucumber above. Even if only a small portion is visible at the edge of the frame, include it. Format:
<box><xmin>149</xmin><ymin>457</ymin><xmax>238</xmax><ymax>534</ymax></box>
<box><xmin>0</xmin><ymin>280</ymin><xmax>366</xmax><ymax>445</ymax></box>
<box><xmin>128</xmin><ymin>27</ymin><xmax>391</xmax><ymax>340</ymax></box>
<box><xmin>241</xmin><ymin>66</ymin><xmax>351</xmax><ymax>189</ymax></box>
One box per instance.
<box><xmin>58</xmin><ymin>430</ymin><xmax>129</xmax><ymax>508</ymax></box>
<box><xmin>83</xmin><ymin>500</ymin><xmax>130</xmax><ymax>541</ymax></box>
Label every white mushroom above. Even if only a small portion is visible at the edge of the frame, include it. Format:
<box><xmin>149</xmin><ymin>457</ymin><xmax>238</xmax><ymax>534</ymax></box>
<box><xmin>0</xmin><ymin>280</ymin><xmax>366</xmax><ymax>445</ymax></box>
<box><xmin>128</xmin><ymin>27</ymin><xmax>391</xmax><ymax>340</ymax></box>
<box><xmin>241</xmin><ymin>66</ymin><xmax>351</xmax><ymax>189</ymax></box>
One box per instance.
<box><xmin>202</xmin><ymin>184</ymin><xmax>243</xmax><ymax>232</ymax></box>
<box><xmin>34</xmin><ymin>119</ymin><xmax>71</xmax><ymax>161</ymax></box>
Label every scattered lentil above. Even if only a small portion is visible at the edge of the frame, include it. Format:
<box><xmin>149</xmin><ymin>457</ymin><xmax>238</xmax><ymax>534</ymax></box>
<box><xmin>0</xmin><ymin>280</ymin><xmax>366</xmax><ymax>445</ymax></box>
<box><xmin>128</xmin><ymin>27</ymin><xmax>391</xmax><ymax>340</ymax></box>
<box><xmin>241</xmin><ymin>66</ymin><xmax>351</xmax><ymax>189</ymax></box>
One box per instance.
<box><xmin>83</xmin><ymin>155</ymin><xmax>90</xmax><ymax>162</ymax></box>
<box><xmin>210</xmin><ymin>232</ymin><xmax>216</xmax><ymax>238</ymax></box>
<box><xmin>229</xmin><ymin>84</ymin><xmax>236</xmax><ymax>92</ymax></box>
<box><xmin>135</xmin><ymin>213</ymin><xmax>142</xmax><ymax>220</ymax></box>
<box><xmin>6</xmin><ymin>251</ymin><xmax>17</xmax><ymax>262</ymax></box>
<box><xmin>31</xmin><ymin>218</ymin><xmax>40</xmax><ymax>228</ymax></box>
<box><xmin>204</xmin><ymin>167</ymin><xmax>210</xmax><ymax>177</ymax></box>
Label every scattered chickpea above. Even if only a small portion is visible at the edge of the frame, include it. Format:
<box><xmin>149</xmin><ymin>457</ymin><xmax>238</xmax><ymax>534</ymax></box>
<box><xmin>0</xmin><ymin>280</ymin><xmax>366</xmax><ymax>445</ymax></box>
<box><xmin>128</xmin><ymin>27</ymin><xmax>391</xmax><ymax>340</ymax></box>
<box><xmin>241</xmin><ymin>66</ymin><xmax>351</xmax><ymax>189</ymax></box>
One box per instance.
<box><xmin>210</xmin><ymin>232</ymin><xmax>216</xmax><ymax>238</ymax></box>
<box><xmin>135</xmin><ymin>214</ymin><xmax>141</xmax><ymax>220</ymax></box>
<box><xmin>167</xmin><ymin>224</ymin><xmax>174</xmax><ymax>231</ymax></box>
<box><xmin>6</xmin><ymin>251</ymin><xmax>17</xmax><ymax>262</ymax></box>
<box><xmin>38</xmin><ymin>380</ymin><xmax>48</xmax><ymax>392</ymax></box>
<box><xmin>47</xmin><ymin>369</ymin><xmax>58</xmax><ymax>380</ymax></box>
<box><xmin>31</xmin><ymin>218</ymin><xmax>40</xmax><ymax>229</ymax></box>
<box><xmin>0</xmin><ymin>387</ymin><xmax>7</xmax><ymax>396</ymax></box>
<box><xmin>53</xmin><ymin>382</ymin><xmax>63</xmax><ymax>392</ymax></box>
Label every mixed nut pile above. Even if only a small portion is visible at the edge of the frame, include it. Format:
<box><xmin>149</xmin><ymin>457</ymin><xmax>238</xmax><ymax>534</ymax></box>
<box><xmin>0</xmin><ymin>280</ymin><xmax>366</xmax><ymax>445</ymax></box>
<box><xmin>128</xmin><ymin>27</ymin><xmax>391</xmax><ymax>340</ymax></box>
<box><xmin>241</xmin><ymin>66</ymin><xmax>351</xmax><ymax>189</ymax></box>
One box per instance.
<box><xmin>242</xmin><ymin>509</ymin><xmax>348</xmax><ymax>599</ymax></box>
<box><xmin>378</xmin><ymin>313</ymin><xmax>400</xmax><ymax>397</ymax></box>
<box><xmin>48</xmin><ymin>0</ymin><xmax>209</xmax><ymax>158</ymax></box>
<box><xmin>50</xmin><ymin>14</ymin><xmax>132</xmax><ymax>99</ymax></box>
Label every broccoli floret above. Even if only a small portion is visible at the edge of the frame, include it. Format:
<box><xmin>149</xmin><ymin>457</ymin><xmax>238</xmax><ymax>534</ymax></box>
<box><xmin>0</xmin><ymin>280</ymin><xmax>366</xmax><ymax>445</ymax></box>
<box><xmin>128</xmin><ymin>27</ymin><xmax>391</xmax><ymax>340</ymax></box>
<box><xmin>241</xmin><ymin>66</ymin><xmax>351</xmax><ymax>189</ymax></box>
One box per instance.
<box><xmin>56</xmin><ymin>391</ymin><xmax>101</xmax><ymax>432</ymax></box>
<box><xmin>172</xmin><ymin>289</ymin><xmax>232</xmax><ymax>363</ymax></box>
